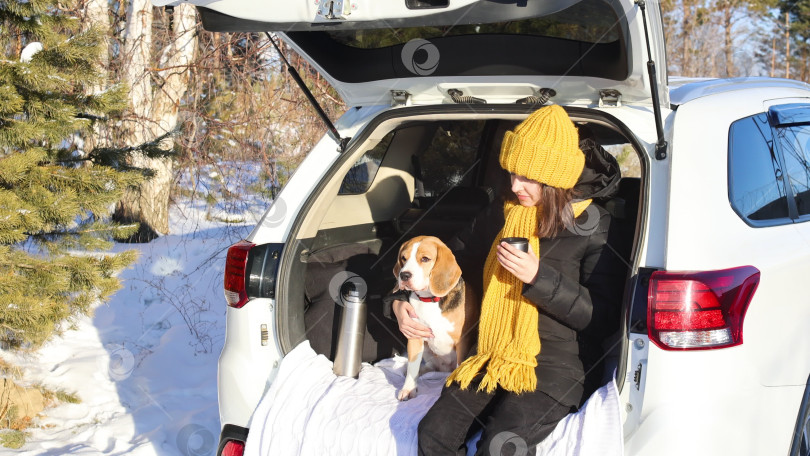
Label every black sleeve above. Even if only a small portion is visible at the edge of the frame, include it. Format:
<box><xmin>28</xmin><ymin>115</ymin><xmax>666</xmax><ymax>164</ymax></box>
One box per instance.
<box><xmin>382</xmin><ymin>289</ymin><xmax>410</xmax><ymax>320</ymax></box>
<box><xmin>521</xmin><ymin>210</ymin><xmax>625</xmax><ymax>337</ymax></box>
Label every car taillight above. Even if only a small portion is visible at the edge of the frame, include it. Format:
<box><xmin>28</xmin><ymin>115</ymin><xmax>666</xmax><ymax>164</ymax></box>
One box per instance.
<box><xmin>221</xmin><ymin>440</ymin><xmax>245</xmax><ymax>456</ymax></box>
<box><xmin>648</xmin><ymin>266</ymin><xmax>760</xmax><ymax>350</ymax></box>
<box><xmin>224</xmin><ymin>240</ymin><xmax>255</xmax><ymax>308</ymax></box>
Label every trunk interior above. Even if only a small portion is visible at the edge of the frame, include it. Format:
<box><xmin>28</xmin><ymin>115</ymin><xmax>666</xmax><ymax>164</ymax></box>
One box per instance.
<box><xmin>275</xmin><ymin>105</ymin><xmax>644</xmax><ymax>396</ymax></box>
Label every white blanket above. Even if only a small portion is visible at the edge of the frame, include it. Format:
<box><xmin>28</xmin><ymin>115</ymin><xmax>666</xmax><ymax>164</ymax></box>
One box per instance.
<box><xmin>244</xmin><ymin>341</ymin><xmax>623</xmax><ymax>456</ymax></box>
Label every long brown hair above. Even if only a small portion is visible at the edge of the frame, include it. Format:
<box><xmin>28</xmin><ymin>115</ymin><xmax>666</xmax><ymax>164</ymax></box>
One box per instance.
<box><xmin>503</xmin><ymin>181</ymin><xmax>577</xmax><ymax>239</ymax></box>
<box><xmin>536</xmin><ymin>184</ymin><xmax>577</xmax><ymax>238</ymax></box>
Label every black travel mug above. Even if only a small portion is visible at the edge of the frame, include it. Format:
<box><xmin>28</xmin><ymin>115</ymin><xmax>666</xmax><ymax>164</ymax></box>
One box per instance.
<box><xmin>501</xmin><ymin>237</ymin><xmax>529</xmax><ymax>252</ymax></box>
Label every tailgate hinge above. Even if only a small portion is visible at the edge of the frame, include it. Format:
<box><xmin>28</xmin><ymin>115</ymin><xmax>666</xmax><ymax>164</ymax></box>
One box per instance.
<box><xmin>391</xmin><ymin>90</ymin><xmax>412</xmax><ymax>107</ymax></box>
<box><xmin>598</xmin><ymin>89</ymin><xmax>622</xmax><ymax>108</ymax></box>
<box><xmin>317</xmin><ymin>0</ymin><xmax>353</xmax><ymax>20</ymax></box>
<box><xmin>515</xmin><ymin>88</ymin><xmax>556</xmax><ymax>106</ymax></box>
<box><xmin>447</xmin><ymin>88</ymin><xmax>486</xmax><ymax>104</ymax></box>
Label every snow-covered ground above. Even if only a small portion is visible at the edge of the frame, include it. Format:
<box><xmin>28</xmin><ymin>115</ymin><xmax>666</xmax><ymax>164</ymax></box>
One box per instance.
<box><xmin>2</xmin><ymin>163</ymin><xmax>269</xmax><ymax>456</ymax></box>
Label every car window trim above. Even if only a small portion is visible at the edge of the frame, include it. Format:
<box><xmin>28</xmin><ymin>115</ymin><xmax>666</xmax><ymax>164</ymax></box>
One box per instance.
<box><xmin>769</xmin><ymin>107</ymin><xmax>810</xmax><ymax>220</ymax></box>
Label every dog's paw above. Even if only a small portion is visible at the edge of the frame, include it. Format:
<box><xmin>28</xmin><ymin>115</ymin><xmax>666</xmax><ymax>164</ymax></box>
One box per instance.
<box><xmin>397</xmin><ymin>387</ymin><xmax>417</xmax><ymax>401</ymax></box>
<box><xmin>398</xmin><ymin>377</ymin><xmax>418</xmax><ymax>401</ymax></box>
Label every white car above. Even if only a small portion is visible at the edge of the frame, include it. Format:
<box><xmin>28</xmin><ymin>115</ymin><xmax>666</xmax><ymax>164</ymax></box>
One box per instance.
<box><xmin>164</xmin><ymin>1</ymin><xmax>810</xmax><ymax>455</ymax></box>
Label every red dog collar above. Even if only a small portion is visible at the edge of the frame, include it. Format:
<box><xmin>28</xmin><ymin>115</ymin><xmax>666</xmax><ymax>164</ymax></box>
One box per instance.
<box><xmin>416</xmin><ymin>295</ymin><xmax>441</xmax><ymax>303</ymax></box>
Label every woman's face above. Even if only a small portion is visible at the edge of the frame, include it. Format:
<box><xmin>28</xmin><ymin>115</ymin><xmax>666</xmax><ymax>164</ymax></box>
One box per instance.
<box><xmin>510</xmin><ymin>173</ymin><xmax>543</xmax><ymax>207</ymax></box>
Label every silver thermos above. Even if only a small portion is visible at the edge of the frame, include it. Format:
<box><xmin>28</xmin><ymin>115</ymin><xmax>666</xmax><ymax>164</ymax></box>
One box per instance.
<box><xmin>333</xmin><ymin>279</ymin><xmax>367</xmax><ymax>377</ymax></box>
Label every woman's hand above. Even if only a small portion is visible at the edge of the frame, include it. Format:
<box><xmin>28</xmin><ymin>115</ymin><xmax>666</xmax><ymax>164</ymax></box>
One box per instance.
<box><xmin>392</xmin><ymin>299</ymin><xmax>433</xmax><ymax>340</ymax></box>
<box><xmin>497</xmin><ymin>242</ymin><xmax>540</xmax><ymax>284</ymax></box>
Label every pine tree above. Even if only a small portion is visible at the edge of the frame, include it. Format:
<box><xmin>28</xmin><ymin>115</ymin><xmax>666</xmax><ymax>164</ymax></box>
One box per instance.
<box><xmin>780</xmin><ymin>0</ymin><xmax>810</xmax><ymax>81</ymax></box>
<box><xmin>0</xmin><ymin>0</ymin><xmax>165</xmax><ymax>348</ymax></box>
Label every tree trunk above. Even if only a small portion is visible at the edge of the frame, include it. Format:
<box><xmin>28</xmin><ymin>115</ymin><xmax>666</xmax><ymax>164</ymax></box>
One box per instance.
<box><xmin>78</xmin><ymin>0</ymin><xmax>111</xmax><ymax>155</ymax></box>
<box><xmin>722</xmin><ymin>1</ymin><xmax>735</xmax><ymax>77</ymax></box>
<box><xmin>681</xmin><ymin>0</ymin><xmax>693</xmax><ymax>75</ymax></box>
<box><xmin>81</xmin><ymin>0</ymin><xmax>110</xmax><ymax>92</ymax></box>
<box><xmin>786</xmin><ymin>13</ymin><xmax>791</xmax><ymax>79</ymax></box>
<box><xmin>660</xmin><ymin>0</ymin><xmax>679</xmax><ymax>74</ymax></box>
<box><xmin>116</xmin><ymin>2</ymin><xmax>197</xmax><ymax>241</ymax></box>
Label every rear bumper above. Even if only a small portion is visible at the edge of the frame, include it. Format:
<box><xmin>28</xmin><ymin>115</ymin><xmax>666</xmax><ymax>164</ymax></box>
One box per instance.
<box><xmin>218</xmin><ymin>298</ymin><xmax>281</xmax><ymax>428</ymax></box>
<box><xmin>625</xmin><ymin>384</ymin><xmax>804</xmax><ymax>455</ymax></box>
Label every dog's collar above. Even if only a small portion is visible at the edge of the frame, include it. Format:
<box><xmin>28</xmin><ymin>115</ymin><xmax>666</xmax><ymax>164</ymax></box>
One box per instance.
<box><xmin>415</xmin><ymin>295</ymin><xmax>441</xmax><ymax>303</ymax></box>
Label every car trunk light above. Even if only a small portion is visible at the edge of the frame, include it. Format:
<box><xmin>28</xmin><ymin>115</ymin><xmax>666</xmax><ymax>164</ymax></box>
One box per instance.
<box><xmin>658</xmin><ymin>328</ymin><xmax>732</xmax><ymax>347</ymax></box>
<box><xmin>224</xmin><ymin>240</ymin><xmax>255</xmax><ymax>308</ymax></box>
<box><xmin>221</xmin><ymin>440</ymin><xmax>245</xmax><ymax>456</ymax></box>
<box><xmin>648</xmin><ymin>266</ymin><xmax>760</xmax><ymax>350</ymax></box>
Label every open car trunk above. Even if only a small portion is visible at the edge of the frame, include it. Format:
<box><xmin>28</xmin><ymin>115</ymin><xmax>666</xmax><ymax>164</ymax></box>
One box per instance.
<box><xmin>162</xmin><ymin>0</ymin><xmax>668</xmax><ymax>108</ymax></box>
<box><xmin>272</xmin><ymin>105</ymin><xmax>645</xmax><ymax>396</ymax></box>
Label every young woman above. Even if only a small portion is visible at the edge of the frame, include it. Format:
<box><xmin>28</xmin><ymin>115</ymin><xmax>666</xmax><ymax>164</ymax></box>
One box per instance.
<box><xmin>392</xmin><ymin>105</ymin><xmax>626</xmax><ymax>456</ymax></box>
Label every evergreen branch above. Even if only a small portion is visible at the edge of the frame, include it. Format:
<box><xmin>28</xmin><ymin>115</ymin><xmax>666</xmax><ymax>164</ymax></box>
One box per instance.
<box><xmin>75</xmin><ymin>112</ymin><xmax>107</xmax><ymax>122</ymax></box>
<box><xmin>0</xmin><ymin>324</ymin><xmax>23</xmax><ymax>335</ymax></box>
<box><xmin>53</xmin><ymin>129</ymin><xmax>179</xmax><ymax>173</ymax></box>
<box><xmin>90</xmin><ymin>128</ymin><xmax>180</xmax><ymax>157</ymax></box>
<box><xmin>3</xmin><ymin>262</ymin><xmax>37</xmax><ymax>270</ymax></box>
<box><xmin>25</xmin><ymin>223</ymin><xmax>139</xmax><ymax>239</ymax></box>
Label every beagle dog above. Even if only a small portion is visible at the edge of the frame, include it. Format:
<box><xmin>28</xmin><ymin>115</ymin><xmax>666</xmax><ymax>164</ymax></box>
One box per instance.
<box><xmin>393</xmin><ymin>235</ymin><xmax>478</xmax><ymax>401</ymax></box>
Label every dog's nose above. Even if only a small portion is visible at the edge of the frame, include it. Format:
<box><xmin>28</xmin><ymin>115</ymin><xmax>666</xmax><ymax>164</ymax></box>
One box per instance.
<box><xmin>399</xmin><ymin>271</ymin><xmax>412</xmax><ymax>281</ymax></box>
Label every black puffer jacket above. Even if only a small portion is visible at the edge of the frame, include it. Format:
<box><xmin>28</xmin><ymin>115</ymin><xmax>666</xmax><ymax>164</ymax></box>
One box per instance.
<box><xmin>449</xmin><ymin>139</ymin><xmax>626</xmax><ymax>407</ymax></box>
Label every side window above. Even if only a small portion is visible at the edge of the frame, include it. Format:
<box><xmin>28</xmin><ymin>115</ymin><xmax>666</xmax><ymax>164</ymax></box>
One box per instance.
<box><xmin>414</xmin><ymin>121</ymin><xmax>485</xmax><ymax>197</ymax></box>
<box><xmin>338</xmin><ymin>131</ymin><xmax>395</xmax><ymax>195</ymax></box>
<box><xmin>773</xmin><ymin>124</ymin><xmax>810</xmax><ymax>217</ymax></box>
<box><xmin>728</xmin><ymin>113</ymin><xmax>791</xmax><ymax>224</ymax></box>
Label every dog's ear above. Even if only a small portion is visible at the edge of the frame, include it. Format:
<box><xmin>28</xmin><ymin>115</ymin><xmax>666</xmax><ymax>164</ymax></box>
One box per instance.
<box><xmin>392</xmin><ymin>255</ymin><xmax>401</xmax><ymax>279</ymax></box>
<box><xmin>393</xmin><ymin>242</ymin><xmax>405</xmax><ymax>281</ymax></box>
<box><xmin>429</xmin><ymin>238</ymin><xmax>461</xmax><ymax>297</ymax></box>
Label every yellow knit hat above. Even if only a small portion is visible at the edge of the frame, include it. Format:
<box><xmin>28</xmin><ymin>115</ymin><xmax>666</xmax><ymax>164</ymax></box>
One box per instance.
<box><xmin>500</xmin><ymin>105</ymin><xmax>585</xmax><ymax>189</ymax></box>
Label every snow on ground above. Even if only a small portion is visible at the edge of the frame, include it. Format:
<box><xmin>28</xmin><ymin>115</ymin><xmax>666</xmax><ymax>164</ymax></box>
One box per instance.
<box><xmin>2</xmin><ymin>163</ymin><xmax>269</xmax><ymax>456</ymax></box>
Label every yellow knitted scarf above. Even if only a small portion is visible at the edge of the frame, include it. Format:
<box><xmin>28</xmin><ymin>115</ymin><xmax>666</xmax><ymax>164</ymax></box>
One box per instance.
<box><xmin>446</xmin><ymin>198</ymin><xmax>592</xmax><ymax>393</ymax></box>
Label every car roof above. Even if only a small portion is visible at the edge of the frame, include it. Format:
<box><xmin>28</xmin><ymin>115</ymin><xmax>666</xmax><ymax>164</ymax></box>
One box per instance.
<box><xmin>669</xmin><ymin>77</ymin><xmax>810</xmax><ymax>107</ymax></box>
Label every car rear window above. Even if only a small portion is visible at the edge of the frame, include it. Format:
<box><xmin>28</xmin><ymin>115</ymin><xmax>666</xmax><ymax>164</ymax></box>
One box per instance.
<box><xmin>285</xmin><ymin>0</ymin><xmax>629</xmax><ymax>83</ymax></box>
<box><xmin>328</xmin><ymin>0</ymin><xmax>621</xmax><ymax>47</ymax></box>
